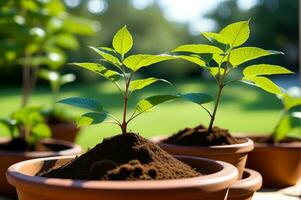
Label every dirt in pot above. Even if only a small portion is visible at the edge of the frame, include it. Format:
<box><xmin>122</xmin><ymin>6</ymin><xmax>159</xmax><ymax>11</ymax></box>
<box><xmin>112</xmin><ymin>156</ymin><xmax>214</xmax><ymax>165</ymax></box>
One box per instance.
<box><xmin>163</xmin><ymin>124</ymin><xmax>244</xmax><ymax>146</ymax></box>
<box><xmin>38</xmin><ymin>132</ymin><xmax>201</xmax><ymax>180</ymax></box>
<box><xmin>0</xmin><ymin>137</ymin><xmax>29</xmax><ymax>151</ymax></box>
<box><xmin>0</xmin><ymin>137</ymin><xmax>70</xmax><ymax>152</ymax></box>
<box><xmin>252</xmin><ymin>136</ymin><xmax>301</xmax><ymax>144</ymax></box>
<box><xmin>46</xmin><ymin>115</ymin><xmax>69</xmax><ymax>124</ymax></box>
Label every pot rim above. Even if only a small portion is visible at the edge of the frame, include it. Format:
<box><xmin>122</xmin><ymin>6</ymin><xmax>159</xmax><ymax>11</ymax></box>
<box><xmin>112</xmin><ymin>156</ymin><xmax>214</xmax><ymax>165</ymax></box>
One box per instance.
<box><xmin>229</xmin><ymin>168</ymin><xmax>262</xmax><ymax>192</ymax></box>
<box><xmin>245</xmin><ymin>135</ymin><xmax>301</xmax><ymax>148</ymax></box>
<box><xmin>0</xmin><ymin>137</ymin><xmax>82</xmax><ymax>158</ymax></box>
<box><xmin>6</xmin><ymin>155</ymin><xmax>238</xmax><ymax>191</ymax></box>
<box><xmin>154</xmin><ymin>136</ymin><xmax>254</xmax><ymax>155</ymax></box>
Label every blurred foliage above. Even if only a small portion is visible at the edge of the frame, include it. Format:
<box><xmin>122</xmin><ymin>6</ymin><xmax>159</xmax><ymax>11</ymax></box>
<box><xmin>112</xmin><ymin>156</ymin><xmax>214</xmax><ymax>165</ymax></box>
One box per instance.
<box><xmin>0</xmin><ymin>106</ymin><xmax>50</xmax><ymax>144</ymax></box>
<box><xmin>0</xmin><ymin>0</ymin><xmax>98</xmax><ymax>85</ymax></box>
<box><xmin>206</xmin><ymin>0</ymin><xmax>299</xmax><ymax>73</ymax></box>
<box><xmin>0</xmin><ymin>0</ymin><xmax>298</xmax><ymax>84</ymax></box>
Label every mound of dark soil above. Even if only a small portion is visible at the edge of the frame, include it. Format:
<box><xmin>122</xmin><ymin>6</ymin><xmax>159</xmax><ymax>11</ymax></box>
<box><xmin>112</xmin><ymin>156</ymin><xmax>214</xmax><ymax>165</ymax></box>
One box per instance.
<box><xmin>163</xmin><ymin>125</ymin><xmax>243</xmax><ymax>146</ymax></box>
<box><xmin>39</xmin><ymin>132</ymin><xmax>200</xmax><ymax>180</ymax></box>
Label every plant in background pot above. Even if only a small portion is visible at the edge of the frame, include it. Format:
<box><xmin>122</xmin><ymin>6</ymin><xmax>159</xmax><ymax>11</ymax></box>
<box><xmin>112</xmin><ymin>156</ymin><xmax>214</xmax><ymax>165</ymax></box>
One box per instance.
<box><xmin>156</xmin><ymin>20</ymin><xmax>293</xmax><ymax>192</ymax></box>
<box><xmin>39</xmin><ymin>69</ymin><xmax>80</xmax><ymax>142</ymax></box>
<box><xmin>6</xmin><ymin>25</ymin><xmax>238</xmax><ymax>200</ymax></box>
<box><xmin>0</xmin><ymin>106</ymin><xmax>81</xmax><ymax>198</ymax></box>
<box><xmin>247</xmin><ymin>86</ymin><xmax>301</xmax><ymax>188</ymax></box>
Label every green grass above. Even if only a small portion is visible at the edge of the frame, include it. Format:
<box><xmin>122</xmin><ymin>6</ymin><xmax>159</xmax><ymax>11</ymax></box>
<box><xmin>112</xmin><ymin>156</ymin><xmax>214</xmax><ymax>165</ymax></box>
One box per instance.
<box><xmin>0</xmin><ymin>79</ymin><xmax>283</xmax><ymax>150</ymax></box>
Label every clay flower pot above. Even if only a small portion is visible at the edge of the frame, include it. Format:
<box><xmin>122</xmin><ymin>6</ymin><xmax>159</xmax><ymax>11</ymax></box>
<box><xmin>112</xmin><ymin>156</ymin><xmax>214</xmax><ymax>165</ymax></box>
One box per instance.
<box><xmin>246</xmin><ymin>136</ymin><xmax>301</xmax><ymax>188</ymax></box>
<box><xmin>0</xmin><ymin>138</ymin><xmax>82</xmax><ymax>198</ymax></box>
<box><xmin>48</xmin><ymin>122</ymin><xmax>80</xmax><ymax>142</ymax></box>
<box><xmin>7</xmin><ymin>155</ymin><xmax>238</xmax><ymax>200</ymax></box>
<box><xmin>228</xmin><ymin>168</ymin><xmax>262</xmax><ymax>200</ymax></box>
<box><xmin>155</xmin><ymin>137</ymin><xmax>254</xmax><ymax>179</ymax></box>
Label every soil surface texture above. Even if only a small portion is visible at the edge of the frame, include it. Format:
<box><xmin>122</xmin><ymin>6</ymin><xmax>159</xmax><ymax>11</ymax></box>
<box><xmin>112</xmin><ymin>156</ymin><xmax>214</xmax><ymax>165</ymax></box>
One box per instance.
<box><xmin>39</xmin><ymin>132</ymin><xmax>200</xmax><ymax>180</ymax></box>
<box><xmin>163</xmin><ymin>125</ymin><xmax>243</xmax><ymax>146</ymax></box>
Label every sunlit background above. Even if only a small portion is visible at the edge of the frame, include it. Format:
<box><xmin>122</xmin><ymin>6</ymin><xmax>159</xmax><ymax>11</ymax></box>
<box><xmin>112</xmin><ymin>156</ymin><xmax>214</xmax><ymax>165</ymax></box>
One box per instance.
<box><xmin>0</xmin><ymin>0</ymin><xmax>299</xmax><ymax>149</ymax></box>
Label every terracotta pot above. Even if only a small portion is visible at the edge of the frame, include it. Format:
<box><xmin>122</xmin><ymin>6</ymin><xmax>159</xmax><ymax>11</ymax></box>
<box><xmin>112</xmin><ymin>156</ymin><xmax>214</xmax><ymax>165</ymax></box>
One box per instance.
<box><xmin>154</xmin><ymin>137</ymin><xmax>254</xmax><ymax>179</ymax></box>
<box><xmin>246</xmin><ymin>136</ymin><xmax>301</xmax><ymax>188</ymax></box>
<box><xmin>228</xmin><ymin>168</ymin><xmax>262</xmax><ymax>200</ymax></box>
<box><xmin>48</xmin><ymin>122</ymin><xmax>80</xmax><ymax>143</ymax></box>
<box><xmin>0</xmin><ymin>138</ymin><xmax>82</xmax><ymax>198</ymax></box>
<box><xmin>6</xmin><ymin>155</ymin><xmax>238</xmax><ymax>200</ymax></box>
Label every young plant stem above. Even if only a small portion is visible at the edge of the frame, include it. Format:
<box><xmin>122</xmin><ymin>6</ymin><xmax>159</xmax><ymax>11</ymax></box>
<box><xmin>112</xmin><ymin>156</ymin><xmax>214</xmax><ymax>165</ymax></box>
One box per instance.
<box><xmin>121</xmin><ymin>71</ymin><xmax>132</xmax><ymax>134</ymax></box>
<box><xmin>208</xmin><ymin>84</ymin><xmax>224</xmax><ymax>132</ymax></box>
<box><xmin>271</xmin><ymin>110</ymin><xmax>287</xmax><ymax>139</ymax></box>
<box><xmin>21</xmin><ymin>60</ymin><xmax>31</xmax><ymax>108</ymax></box>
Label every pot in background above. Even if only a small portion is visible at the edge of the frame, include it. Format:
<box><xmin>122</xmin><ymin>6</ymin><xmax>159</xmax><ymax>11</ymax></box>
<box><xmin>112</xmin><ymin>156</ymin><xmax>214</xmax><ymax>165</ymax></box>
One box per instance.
<box><xmin>155</xmin><ymin>137</ymin><xmax>254</xmax><ymax>179</ymax></box>
<box><xmin>48</xmin><ymin>122</ymin><xmax>79</xmax><ymax>143</ymax></box>
<box><xmin>228</xmin><ymin>168</ymin><xmax>262</xmax><ymax>200</ymax></box>
<box><xmin>246</xmin><ymin>136</ymin><xmax>301</xmax><ymax>188</ymax></box>
<box><xmin>6</xmin><ymin>155</ymin><xmax>238</xmax><ymax>200</ymax></box>
<box><xmin>0</xmin><ymin>138</ymin><xmax>82</xmax><ymax>198</ymax></box>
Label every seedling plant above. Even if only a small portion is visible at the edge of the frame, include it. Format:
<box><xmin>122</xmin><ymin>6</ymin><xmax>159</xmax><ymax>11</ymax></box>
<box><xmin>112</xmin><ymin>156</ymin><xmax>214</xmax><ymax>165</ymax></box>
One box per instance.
<box><xmin>171</xmin><ymin>20</ymin><xmax>294</xmax><ymax>133</ymax></box>
<box><xmin>59</xmin><ymin>25</ymin><xmax>177</xmax><ymax>134</ymax></box>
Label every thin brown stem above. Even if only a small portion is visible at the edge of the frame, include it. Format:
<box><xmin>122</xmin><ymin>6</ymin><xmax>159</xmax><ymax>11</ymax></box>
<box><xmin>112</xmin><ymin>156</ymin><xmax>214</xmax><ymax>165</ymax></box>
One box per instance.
<box><xmin>21</xmin><ymin>59</ymin><xmax>31</xmax><ymax>108</ymax></box>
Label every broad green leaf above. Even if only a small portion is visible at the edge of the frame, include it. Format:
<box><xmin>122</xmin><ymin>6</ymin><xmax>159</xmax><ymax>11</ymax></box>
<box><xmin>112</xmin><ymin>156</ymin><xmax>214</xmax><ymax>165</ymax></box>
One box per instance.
<box><xmin>123</xmin><ymin>54</ymin><xmax>174</xmax><ymax>72</ymax></box>
<box><xmin>177</xmin><ymin>55</ymin><xmax>206</xmax><ymax>66</ymax></box>
<box><xmin>242</xmin><ymin>76</ymin><xmax>282</xmax><ymax>94</ymax></box>
<box><xmin>281</xmin><ymin>94</ymin><xmax>301</xmax><ymax>111</ymax></box>
<box><xmin>274</xmin><ymin>114</ymin><xmax>292</xmax><ymax>141</ymax></box>
<box><xmin>136</xmin><ymin>95</ymin><xmax>179</xmax><ymax>113</ymax></box>
<box><xmin>71</xmin><ymin>63</ymin><xmax>121</xmax><ymax>81</ymax></box>
<box><xmin>62</xmin><ymin>14</ymin><xmax>98</xmax><ymax>36</ymax></box>
<box><xmin>207</xmin><ymin>67</ymin><xmax>225</xmax><ymax>76</ymax></box>
<box><xmin>129</xmin><ymin>77</ymin><xmax>170</xmax><ymax>93</ymax></box>
<box><xmin>89</xmin><ymin>46</ymin><xmax>121</xmax><ymax>65</ymax></box>
<box><xmin>220</xmin><ymin>20</ymin><xmax>250</xmax><ymax>47</ymax></box>
<box><xmin>243</xmin><ymin>64</ymin><xmax>293</xmax><ymax>77</ymax></box>
<box><xmin>31</xmin><ymin>123</ymin><xmax>51</xmax><ymax>140</ymax></box>
<box><xmin>212</xmin><ymin>54</ymin><xmax>229</xmax><ymax>64</ymax></box>
<box><xmin>77</xmin><ymin>112</ymin><xmax>108</xmax><ymax>127</ymax></box>
<box><xmin>172</xmin><ymin>44</ymin><xmax>223</xmax><ymax>54</ymax></box>
<box><xmin>202</xmin><ymin>32</ymin><xmax>231</xmax><ymax>45</ymax></box>
<box><xmin>181</xmin><ymin>93</ymin><xmax>213</xmax><ymax>106</ymax></box>
<box><xmin>112</xmin><ymin>25</ymin><xmax>133</xmax><ymax>57</ymax></box>
<box><xmin>58</xmin><ymin>97</ymin><xmax>103</xmax><ymax>112</ymax></box>
<box><xmin>230</xmin><ymin>47</ymin><xmax>283</xmax><ymax>67</ymax></box>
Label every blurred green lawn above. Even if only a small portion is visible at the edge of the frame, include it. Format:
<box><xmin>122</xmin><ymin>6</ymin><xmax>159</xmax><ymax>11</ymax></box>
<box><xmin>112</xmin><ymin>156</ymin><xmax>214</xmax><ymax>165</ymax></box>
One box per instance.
<box><xmin>0</xmin><ymin>79</ymin><xmax>283</xmax><ymax>150</ymax></box>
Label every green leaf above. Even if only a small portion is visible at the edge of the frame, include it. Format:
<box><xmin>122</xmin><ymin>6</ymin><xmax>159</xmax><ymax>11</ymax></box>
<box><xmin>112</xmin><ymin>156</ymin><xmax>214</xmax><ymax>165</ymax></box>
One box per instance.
<box><xmin>207</xmin><ymin>67</ymin><xmax>225</xmax><ymax>77</ymax></box>
<box><xmin>243</xmin><ymin>64</ymin><xmax>294</xmax><ymax>77</ymax></box>
<box><xmin>129</xmin><ymin>77</ymin><xmax>170</xmax><ymax>93</ymax></box>
<box><xmin>202</xmin><ymin>32</ymin><xmax>231</xmax><ymax>45</ymax></box>
<box><xmin>172</xmin><ymin>44</ymin><xmax>223</xmax><ymax>54</ymax></box>
<box><xmin>71</xmin><ymin>63</ymin><xmax>121</xmax><ymax>81</ymax></box>
<box><xmin>112</xmin><ymin>25</ymin><xmax>133</xmax><ymax>57</ymax></box>
<box><xmin>220</xmin><ymin>20</ymin><xmax>250</xmax><ymax>47</ymax></box>
<box><xmin>58</xmin><ymin>97</ymin><xmax>103</xmax><ymax>112</ymax></box>
<box><xmin>230</xmin><ymin>47</ymin><xmax>283</xmax><ymax>67</ymax></box>
<box><xmin>281</xmin><ymin>94</ymin><xmax>301</xmax><ymax>111</ymax></box>
<box><xmin>77</xmin><ymin>112</ymin><xmax>108</xmax><ymax>127</ymax></box>
<box><xmin>274</xmin><ymin>114</ymin><xmax>292</xmax><ymax>141</ymax></box>
<box><xmin>123</xmin><ymin>54</ymin><xmax>175</xmax><ymax>72</ymax></box>
<box><xmin>181</xmin><ymin>93</ymin><xmax>213</xmax><ymax>106</ymax></box>
<box><xmin>53</xmin><ymin>33</ymin><xmax>79</xmax><ymax>50</ymax></box>
<box><xmin>242</xmin><ymin>76</ymin><xmax>282</xmax><ymax>94</ymax></box>
<box><xmin>136</xmin><ymin>95</ymin><xmax>179</xmax><ymax>113</ymax></box>
<box><xmin>177</xmin><ymin>55</ymin><xmax>206</xmax><ymax>67</ymax></box>
<box><xmin>62</xmin><ymin>14</ymin><xmax>98</xmax><ymax>36</ymax></box>
<box><xmin>89</xmin><ymin>46</ymin><xmax>121</xmax><ymax>65</ymax></box>
<box><xmin>31</xmin><ymin>123</ymin><xmax>51</xmax><ymax>140</ymax></box>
